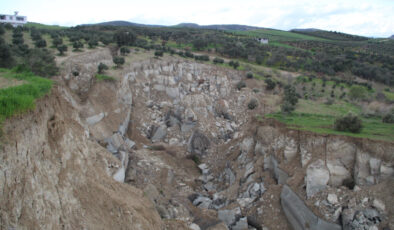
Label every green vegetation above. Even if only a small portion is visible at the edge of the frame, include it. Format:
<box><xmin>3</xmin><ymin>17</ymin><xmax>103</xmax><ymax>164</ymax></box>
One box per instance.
<box><xmin>95</xmin><ymin>74</ymin><xmax>115</xmax><ymax>82</ymax></box>
<box><xmin>25</xmin><ymin>22</ymin><xmax>67</xmax><ymax>30</ymax></box>
<box><xmin>248</xmin><ymin>98</ymin><xmax>258</xmax><ymax>110</ymax></box>
<box><xmin>266</xmin><ymin>99</ymin><xmax>394</xmax><ymax>142</ymax></box>
<box><xmin>233</xmin><ymin>29</ymin><xmax>326</xmax><ymax>42</ymax></box>
<box><xmin>266</xmin><ymin>113</ymin><xmax>394</xmax><ymax>142</ymax></box>
<box><xmin>383</xmin><ymin>91</ymin><xmax>394</xmax><ymax>101</ymax></box>
<box><xmin>281</xmin><ymin>84</ymin><xmax>298</xmax><ymax>114</ymax></box>
<box><xmin>334</xmin><ymin>113</ymin><xmax>363</xmax><ymax>133</ymax></box>
<box><xmin>291</xmin><ymin>29</ymin><xmax>368</xmax><ymax>41</ymax></box>
<box><xmin>113</xmin><ymin>56</ymin><xmax>125</xmax><ymax>68</ymax></box>
<box><xmin>97</xmin><ymin>63</ymin><xmax>109</xmax><ymax>74</ymax></box>
<box><xmin>0</xmin><ymin>68</ymin><xmax>52</xmax><ymax>126</ymax></box>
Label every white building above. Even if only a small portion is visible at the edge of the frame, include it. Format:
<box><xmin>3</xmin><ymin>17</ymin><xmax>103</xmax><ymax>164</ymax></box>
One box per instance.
<box><xmin>256</xmin><ymin>38</ymin><xmax>269</xmax><ymax>44</ymax></box>
<box><xmin>0</xmin><ymin>12</ymin><xmax>27</xmax><ymax>27</ymax></box>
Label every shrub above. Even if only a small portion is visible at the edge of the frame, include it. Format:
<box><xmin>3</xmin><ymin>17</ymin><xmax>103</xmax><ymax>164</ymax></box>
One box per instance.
<box><xmin>113</xmin><ymin>56</ymin><xmax>125</xmax><ymax>68</ymax></box>
<box><xmin>281</xmin><ymin>101</ymin><xmax>295</xmax><ymax>114</ymax></box>
<box><xmin>246</xmin><ymin>72</ymin><xmax>253</xmax><ymax>79</ymax></box>
<box><xmin>88</xmin><ymin>39</ymin><xmax>98</xmax><ymax>48</ymax></box>
<box><xmin>113</xmin><ymin>30</ymin><xmax>136</xmax><ymax>47</ymax></box>
<box><xmin>194</xmin><ymin>55</ymin><xmax>209</xmax><ymax>61</ymax></box>
<box><xmin>248</xmin><ymin>98</ymin><xmax>258</xmax><ymax>110</ymax></box>
<box><xmin>120</xmin><ymin>46</ymin><xmax>130</xmax><ymax>56</ymax></box>
<box><xmin>98</xmin><ymin>62</ymin><xmax>108</xmax><ymax>74</ymax></box>
<box><xmin>325</xmin><ymin>98</ymin><xmax>334</xmax><ymax>105</ymax></box>
<box><xmin>154</xmin><ymin>50</ymin><xmax>163</xmax><ymax>57</ymax></box>
<box><xmin>57</xmin><ymin>44</ymin><xmax>67</xmax><ymax>55</ymax></box>
<box><xmin>53</xmin><ymin>37</ymin><xmax>63</xmax><ymax>47</ymax></box>
<box><xmin>265</xmin><ymin>78</ymin><xmax>276</xmax><ymax>90</ymax></box>
<box><xmin>185</xmin><ymin>51</ymin><xmax>194</xmax><ymax>58</ymax></box>
<box><xmin>229</xmin><ymin>60</ymin><xmax>239</xmax><ymax>69</ymax></box>
<box><xmin>35</xmin><ymin>39</ymin><xmax>47</xmax><ymax>48</ymax></box>
<box><xmin>382</xmin><ymin>113</ymin><xmax>394</xmax><ymax>123</ymax></box>
<box><xmin>213</xmin><ymin>57</ymin><xmax>224</xmax><ymax>64</ymax></box>
<box><xmin>25</xmin><ymin>48</ymin><xmax>58</xmax><ymax>77</ymax></box>
<box><xmin>72</xmin><ymin>41</ymin><xmax>83</xmax><ymax>51</ymax></box>
<box><xmin>283</xmin><ymin>84</ymin><xmax>298</xmax><ymax>106</ymax></box>
<box><xmin>348</xmin><ymin>85</ymin><xmax>367</xmax><ymax>101</ymax></box>
<box><xmin>334</xmin><ymin>113</ymin><xmax>363</xmax><ymax>133</ymax></box>
<box><xmin>236</xmin><ymin>80</ymin><xmax>246</xmax><ymax>90</ymax></box>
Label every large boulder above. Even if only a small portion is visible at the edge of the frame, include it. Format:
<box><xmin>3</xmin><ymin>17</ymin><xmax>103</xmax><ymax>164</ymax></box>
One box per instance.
<box><xmin>281</xmin><ymin>185</ymin><xmax>342</xmax><ymax>230</ymax></box>
<box><xmin>151</xmin><ymin>125</ymin><xmax>167</xmax><ymax>142</ymax></box>
<box><xmin>240</xmin><ymin>137</ymin><xmax>254</xmax><ymax>153</ymax></box>
<box><xmin>218</xmin><ymin>208</ymin><xmax>241</xmax><ymax>227</ymax></box>
<box><xmin>188</xmin><ymin>130</ymin><xmax>210</xmax><ymax>155</ymax></box>
<box><xmin>305</xmin><ymin>160</ymin><xmax>330</xmax><ymax>197</ymax></box>
<box><xmin>326</xmin><ymin>160</ymin><xmax>351</xmax><ymax>186</ymax></box>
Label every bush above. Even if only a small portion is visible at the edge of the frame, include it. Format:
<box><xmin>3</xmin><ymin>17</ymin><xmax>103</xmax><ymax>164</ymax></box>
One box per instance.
<box><xmin>334</xmin><ymin>113</ymin><xmax>363</xmax><ymax>133</ymax></box>
<box><xmin>57</xmin><ymin>44</ymin><xmax>67</xmax><ymax>55</ymax></box>
<box><xmin>281</xmin><ymin>101</ymin><xmax>295</xmax><ymax>114</ymax></box>
<box><xmin>52</xmin><ymin>37</ymin><xmax>63</xmax><ymax>47</ymax></box>
<box><xmin>35</xmin><ymin>39</ymin><xmax>47</xmax><ymax>48</ymax></box>
<box><xmin>88</xmin><ymin>39</ymin><xmax>98</xmax><ymax>48</ymax></box>
<box><xmin>382</xmin><ymin>113</ymin><xmax>394</xmax><ymax>123</ymax></box>
<box><xmin>0</xmin><ymin>25</ymin><xmax>4</xmax><ymax>35</ymax></box>
<box><xmin>213</xmin><ymin>57</ymin><xmax>224</xmax><ymax>64</ymax></box>
<box><xmin>229</xmin><ymin>60</ymin><xmax>239</xmax><ymax>69</ymax></box>
<box><xmin>154</xmin><ymin>50</ymin><xmax>163</xmax><ymax>57</ymax></box>
<box><xmin>25</xmin><ymin>48</ymin><xmax>58</xmax><ymax>77</ymax></box>
<box><xmin>283</xmin><ymin>84</ymin><xmax>298</xmax><ymax>106</ymax></box>
<box><xmin>349</xmin><ymin>85</ymin><xmax>367</xmax><ymax>101</ymax></box>
<box><xmin>72</xmin><ymin>41</ymin><xmax>83</xmax><ymax>51</ymax></box>
<box><xmin>113</xmin><ymin>30</ymin><xmax>136</xmax><ymax>47</ymax></box>
<box><xmin>246</xmin><ymin>72</ymin><xmax>253</xmax><ymax>79</ymax></box>
<box><xmin>236</xmin><ymin>80</ymin><xmax>246</xmax><ymax>90</ymax></box>
<box><xmin>194</xmin><ymin>55</ymin><xmax>209</xmax><ymax>61</ymax></box>
<box><xmin>120</xmin><ymin>46</ymin><xmax>130</xmax><ymax>56</ymax></box>
<box><xmin>248</xmin><ymin>98</ymin><xmax>258</xmax><ymax>110</ymax></box>
<box><xmin>98</xmin><ymin>62</ymin><xmax>108</xmax><ymax>74</ymax></box>
<box><xmin>265</xmin><ymin>78</ymin><xmax>276</xmax><ymax>90</ymax></box>
<box><xmin>113</xmin><ymin>56</ymin><xmax>125</xmax><ymax>68</ymax></box>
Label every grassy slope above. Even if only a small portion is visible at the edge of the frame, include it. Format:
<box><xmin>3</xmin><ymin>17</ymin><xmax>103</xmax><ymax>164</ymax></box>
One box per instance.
<box><xmin>266</xmin><ymin>99</ymin><xmax>394</xmax><ymax>142</ymax></box>
<box><xmin>0</xmin><ymin>68</ymin><xmax>52</xmax><ymax>122</ymax></box>
<box><xmin>232</xmin><ymin>29</ymin><xmax>327</xmax><ymax>42</ymax></box>
<box><xmin>25</xmin><ymin>22</ymin><xmax>67</xmax><ymax>30</ymax></box>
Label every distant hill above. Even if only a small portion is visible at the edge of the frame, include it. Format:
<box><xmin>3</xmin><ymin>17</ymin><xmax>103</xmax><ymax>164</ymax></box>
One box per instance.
<box><xmin>175</xmin><ymin>23</ymin><xmax>263</xmax><ymax>31</ymax></box>
<box><xmin>291</xmin><ymin>28</ymin><xmax>368</xmax><ymax>41</ymax></box>
<box><xmin>389</xmin><ymin>35</ymin><xmax>394</xmax><ymax>40</ymax></box>
<box><xmin>82</xmin><ymin>21</ymin><xmax>263</xmax><ymax>31</ymax></box>
<box><xmin>82</xmin><ymin>20</ymin><xmax>164</xmax><ymax>28</ymax></box>
<box><xmin>291</xmin><ymin>28</ymin><xmax>320</xmax><ymax>32</ymax></box>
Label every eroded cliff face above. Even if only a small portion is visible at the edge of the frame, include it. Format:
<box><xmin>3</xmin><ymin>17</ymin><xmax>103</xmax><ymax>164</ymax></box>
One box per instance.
<box><xmin>0</xmin><ymin>48</ymin><xmax>393</xmax><ymax>230</ymax></box>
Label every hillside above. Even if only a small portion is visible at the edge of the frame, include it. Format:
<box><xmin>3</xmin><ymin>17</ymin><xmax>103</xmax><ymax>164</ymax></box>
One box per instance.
<box><xmin>0</xmin><ymin>22</ymin><xmax>393</xmax><ymax>230</ymax></box>
<box><xmin>291</xmin><ymin>28</ymin><xmax>369</xmax><ymax>41</ymax></box>
<box><xmin>83</xmin><ymin>20</ymin><xmax>164</xmax><ymax>27</ymax></box>
<box><xmin>176</xmin><ymin>23</ymin><xmax>263</xmax><ymax>31</ymax></box>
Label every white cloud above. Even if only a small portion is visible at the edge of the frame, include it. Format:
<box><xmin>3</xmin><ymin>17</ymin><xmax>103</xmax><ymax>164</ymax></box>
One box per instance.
<box><xmin>1</xmin><ymin>0</ymin><xmax>393</xmax><ymax>37</ymax></box>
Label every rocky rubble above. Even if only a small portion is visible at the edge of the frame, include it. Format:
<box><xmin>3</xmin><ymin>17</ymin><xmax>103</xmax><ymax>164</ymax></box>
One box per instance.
<box><xmin>1</xmin><ymin>49</ymin><xmax>393</xmax><ymax>230</ymax></box>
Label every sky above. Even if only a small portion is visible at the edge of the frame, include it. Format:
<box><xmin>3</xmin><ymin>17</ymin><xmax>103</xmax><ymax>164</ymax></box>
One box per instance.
<box><xmin>1</xmin><ymin>0</ymin><xmax>393</xmax><ymax>37</ymax></box>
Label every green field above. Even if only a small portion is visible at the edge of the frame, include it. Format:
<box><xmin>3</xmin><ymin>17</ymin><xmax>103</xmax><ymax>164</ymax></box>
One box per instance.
<box><xmin>95</xmin><ymin>74</ymin><xmax>116</xmax><ymax>82</ymax></box>
<box><xmin>232</xmin><ymin>29</ymin><xmax>327</xmax><ymax>42</ymax></box>
<box><xmin>25</xmin><ymin>22</ymin><xmax>67</xmax><ymax>30</ymax></box>
<box><xmin>266</xmin><ymin>99</ymin><xmax>394</xmax><ymax>142</ymax></box>
<box><xmin>0</xmin><ymin>68</ymin><xmax>52</xmax><ymax>122</ymax></box>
